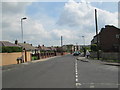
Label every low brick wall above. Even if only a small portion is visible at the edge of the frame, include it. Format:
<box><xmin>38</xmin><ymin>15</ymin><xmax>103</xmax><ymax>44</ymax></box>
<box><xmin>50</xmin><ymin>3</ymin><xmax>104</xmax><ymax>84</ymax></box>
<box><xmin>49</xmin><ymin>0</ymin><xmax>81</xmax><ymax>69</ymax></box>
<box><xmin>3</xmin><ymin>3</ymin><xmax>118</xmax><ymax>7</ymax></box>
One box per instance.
<box><xmin>90</xmin><ymin>52</ymin><xmax>119</xmax><ymax>60</ymax></box>
<box><xmin>0</xmin><ymin>52</ymin><xmax>31</xmax><ymax>66</ymax></box>
<box><xmin>90</xmin><ymin>52</ymin><xmax>102</xmax><ymax>58</ymax></box>
<box><xmin>102</xmin><ymin>52</ymin><xmax>119</xmax><ymax>60</ymax></box>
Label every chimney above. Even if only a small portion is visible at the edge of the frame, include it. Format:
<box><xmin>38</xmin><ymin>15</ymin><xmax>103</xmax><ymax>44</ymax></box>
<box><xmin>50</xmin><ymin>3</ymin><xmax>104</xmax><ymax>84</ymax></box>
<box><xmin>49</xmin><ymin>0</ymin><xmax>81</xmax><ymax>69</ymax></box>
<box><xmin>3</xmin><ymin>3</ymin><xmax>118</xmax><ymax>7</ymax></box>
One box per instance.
<box><xmin>31</xmin><ymin>44</ymin><xmax>32</xmax><ymax>46</ymax></box>
<box><xmin>15</xmin><ymin>40</ymin><xmax>18</xmax><ymax>44</ymax></box>
<box><xmin>42</xmin><ymin>45</ymin><xmax>44</xmax><ymax>47</ymax></box>
<box><xmin>38</xmin><ymin>45</ymin><xmax>40</xmax><ymax>48</ymax></box>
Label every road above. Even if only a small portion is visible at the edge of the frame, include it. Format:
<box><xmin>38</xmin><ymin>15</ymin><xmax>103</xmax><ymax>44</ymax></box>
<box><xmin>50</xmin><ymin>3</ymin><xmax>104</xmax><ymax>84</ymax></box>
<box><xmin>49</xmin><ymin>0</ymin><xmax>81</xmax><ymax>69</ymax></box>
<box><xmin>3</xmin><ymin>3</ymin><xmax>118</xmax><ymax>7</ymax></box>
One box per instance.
<box><xmin>2</xmin><ymin>54</ymin><xmax>119</xmax><ymax>88</ymax></box>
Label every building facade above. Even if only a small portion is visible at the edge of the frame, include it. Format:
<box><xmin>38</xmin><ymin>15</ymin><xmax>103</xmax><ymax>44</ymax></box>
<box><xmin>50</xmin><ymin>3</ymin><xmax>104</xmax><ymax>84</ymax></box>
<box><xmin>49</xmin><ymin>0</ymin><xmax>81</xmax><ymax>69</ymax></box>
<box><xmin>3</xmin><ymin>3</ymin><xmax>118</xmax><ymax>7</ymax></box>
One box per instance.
<box><xmin>91</xmin><ymin>25</ymin><xmax>120</xmax><ymax>52</ymax></box>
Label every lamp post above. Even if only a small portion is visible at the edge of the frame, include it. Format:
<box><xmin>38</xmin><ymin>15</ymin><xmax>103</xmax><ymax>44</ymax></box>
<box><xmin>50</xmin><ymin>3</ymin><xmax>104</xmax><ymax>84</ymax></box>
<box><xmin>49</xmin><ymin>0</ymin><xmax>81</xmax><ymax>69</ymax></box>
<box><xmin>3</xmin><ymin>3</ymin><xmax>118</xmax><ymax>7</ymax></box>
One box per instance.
<box><xmin>21</xmin><ymin>17</ymin><xmax>27</xmax><ymax>43</ymax></box>
<box><xmin>81</xmin><ymin>36</ymin><xmax>86</xmax><ymax>57</ymax></box>
<box><xmin>82</xmin><ymin>36</ymin><xmax>85</xmax><ymax>46</ymax></box>
<box><xmin>21</xmin><ymin>17</ymin><xmax>27</xmax><ymax>63</ymax></box>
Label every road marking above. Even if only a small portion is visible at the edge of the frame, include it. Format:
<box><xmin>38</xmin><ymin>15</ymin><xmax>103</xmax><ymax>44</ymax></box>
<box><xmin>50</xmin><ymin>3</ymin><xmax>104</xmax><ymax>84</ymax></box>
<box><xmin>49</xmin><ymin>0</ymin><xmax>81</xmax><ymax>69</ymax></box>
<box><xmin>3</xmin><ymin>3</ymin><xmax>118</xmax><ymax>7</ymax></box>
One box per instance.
<box><xmin>76</xmin><ymin>78</ymin><xmax>78</xmax><ymax>82</ymax></box>
<box><xmin>90</xmin><ymin>83</ymin><xmax>95</xmax><ymax>88</ymax></box>
<box><xmin>75</xmin><ymin>59</ymin><xmax>81</xmax><ymax>88</ymax></box>
<box><xmin>76</xmin><ymin>83</ymin><xmax>82</xmax><ymax>86</ymax></box>
<box><xmin>76</xmin><ymin>75</ymin><xmax>78</xmax><ymax>78</ymax></box>
<box><xmin>90</xmin><ymin>85</ymin><xmax>95</xmax><ymax>88</ymax></box>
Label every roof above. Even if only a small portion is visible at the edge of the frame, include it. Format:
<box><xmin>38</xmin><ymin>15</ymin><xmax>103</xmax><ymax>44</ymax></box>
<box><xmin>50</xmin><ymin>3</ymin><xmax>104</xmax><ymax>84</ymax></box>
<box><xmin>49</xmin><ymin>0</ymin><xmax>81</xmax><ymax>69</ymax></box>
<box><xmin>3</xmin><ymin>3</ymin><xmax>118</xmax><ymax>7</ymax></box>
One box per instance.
<box><xmin>39</xmin><ymin>46</ymin><xmax>51</xmax><ymax>51</ymax></box>
<box><xmin>18</xmin><ymin>43</ymin><xmax>37</xmax><ymax>51</ymax></box>
<box><xmin>47</xmin><ymin>47</ymin><xmax>57</xmax><ymax>51</ymax></box>
<box><xmin>38</xmin><ymin>45</ymin><xmax>53</xmax><ymax>51</ymax></box>
<box><xmin>0</xmin><ymin>41</ymin><xmax>21</xmax><ymax>47</ymax></box>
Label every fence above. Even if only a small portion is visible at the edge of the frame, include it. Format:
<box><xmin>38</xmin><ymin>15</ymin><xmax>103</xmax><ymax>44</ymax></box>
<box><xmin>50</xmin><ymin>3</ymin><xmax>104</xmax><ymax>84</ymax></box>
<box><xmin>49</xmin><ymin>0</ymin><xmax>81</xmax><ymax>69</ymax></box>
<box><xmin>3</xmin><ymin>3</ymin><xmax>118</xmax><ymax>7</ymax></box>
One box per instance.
<box><xmin>31</xmin><ymin>52</ymin><xmax>67</xmax><ymax>60</ymax></box>
<box><xmin>90</xmin><ymin>52</ymin><xmax>119</xmax><ymax>60</ymax></box>
<box><xmin>102</xmin><ymin>52</ymin><xmax>119</xmax><ymax>60</ymax></box>
<box><xmin>0</xmin><ymin>52</ymin><xmax>69</xmax><ymax>66</ymax></box>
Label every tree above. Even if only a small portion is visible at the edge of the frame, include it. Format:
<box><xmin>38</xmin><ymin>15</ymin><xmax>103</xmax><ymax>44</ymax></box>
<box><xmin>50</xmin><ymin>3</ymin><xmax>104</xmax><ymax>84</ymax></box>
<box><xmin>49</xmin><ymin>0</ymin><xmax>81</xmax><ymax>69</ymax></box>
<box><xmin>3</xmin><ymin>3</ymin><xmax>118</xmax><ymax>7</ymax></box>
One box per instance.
<box><xmin>91</xmin><ymin>44</ymin><xmax>97</xmax><ymax>52</ymax></box>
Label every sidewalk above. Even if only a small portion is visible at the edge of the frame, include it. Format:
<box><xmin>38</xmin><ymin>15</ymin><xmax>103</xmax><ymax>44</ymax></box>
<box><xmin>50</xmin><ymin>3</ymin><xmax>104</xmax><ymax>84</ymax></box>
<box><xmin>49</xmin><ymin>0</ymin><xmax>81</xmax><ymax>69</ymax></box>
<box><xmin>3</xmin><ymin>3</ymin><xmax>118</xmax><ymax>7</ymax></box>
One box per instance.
<box><xmin>77</xmin><ymin>56</ymin><xmax>120</xmax><ymax>66</ymax></box>
<box><xmin>2</xmin><ymin>56</ymin><xmax>61</xmax><ymax>71</ymax></box>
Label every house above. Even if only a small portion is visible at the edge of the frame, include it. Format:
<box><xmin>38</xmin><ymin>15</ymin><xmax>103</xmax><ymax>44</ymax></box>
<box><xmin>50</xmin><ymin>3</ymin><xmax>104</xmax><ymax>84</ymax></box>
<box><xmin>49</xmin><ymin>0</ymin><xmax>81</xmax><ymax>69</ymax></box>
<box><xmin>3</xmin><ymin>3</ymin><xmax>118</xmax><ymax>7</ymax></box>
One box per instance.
<box><xmin>0</xmin><ymin>41</ymin><xmax>21</xmax><ymax>47</ymax></box>
<box><xmin>15</xmin><ymin>40</ymin><xmax>37</xmax><ymax>54</ymax></box>
<box><xmin>15</xmin><ymin>40</ymin><xmax>38</xmax><ymax>61</ymax></box>
<box><xmin>0</xmin><ymin>41</ymin><xmax>21</xmax><ymax>53</ymax></box>
<box><xmin>38</xmin><ymin>45</ymin><xmax>51</xmax><ymax>52</ymax></box>
<box><xmin>62</xmin><ymin>44</ymin><xmax>81</xmax><ymax>53</ymax></box>
<box><xmin>91</xmin><ymin>25</ymin><xmax>120</xmax><ymax>52</ymax></box>
<box><xmin>47</xmin><ymin>46</ymin><xmax>57</xmax><ymax>52</ymax></box>
<box><xmin>0</xmin><ymin>41</ymin><xmax>31</xmax><ymax>66</ymax></box>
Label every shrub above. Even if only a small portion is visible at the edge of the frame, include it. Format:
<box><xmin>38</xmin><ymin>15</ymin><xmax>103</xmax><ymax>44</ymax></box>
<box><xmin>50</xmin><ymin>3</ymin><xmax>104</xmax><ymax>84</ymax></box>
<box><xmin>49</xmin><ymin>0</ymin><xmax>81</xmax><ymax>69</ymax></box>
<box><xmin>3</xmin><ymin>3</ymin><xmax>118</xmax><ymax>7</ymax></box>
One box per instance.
<box><xmin>1</xmin><ymin>46</ymin><xmax>22</xmax><ymax>53</ymax></box>
<box><xmin>32</xmin><ymin>56</ymin><xmax>38</xmax><ymax>60</ymax></box>
<box><xmin>91</xmin><ymin>44</ymin><xmax>97</xmax><ymax>52</ymax></box>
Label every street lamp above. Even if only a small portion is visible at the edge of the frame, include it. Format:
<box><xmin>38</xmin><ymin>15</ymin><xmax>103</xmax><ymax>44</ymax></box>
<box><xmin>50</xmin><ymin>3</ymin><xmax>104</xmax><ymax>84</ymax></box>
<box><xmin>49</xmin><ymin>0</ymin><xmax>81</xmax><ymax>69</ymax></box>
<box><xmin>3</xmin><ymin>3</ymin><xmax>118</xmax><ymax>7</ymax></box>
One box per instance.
<box><xmin>21</xmin><ymin>17</ymin><xmax>27</xmax><ymax>63</ymax></box>
<box><xmin>21</xmin><ymin>17</ymin><xmax>27</xmax><ymax>43</ymax></box>
<box><xmin>82</xmin><ymin>36</ymin><xmax>85</xmax><ymax>46</ymax></box>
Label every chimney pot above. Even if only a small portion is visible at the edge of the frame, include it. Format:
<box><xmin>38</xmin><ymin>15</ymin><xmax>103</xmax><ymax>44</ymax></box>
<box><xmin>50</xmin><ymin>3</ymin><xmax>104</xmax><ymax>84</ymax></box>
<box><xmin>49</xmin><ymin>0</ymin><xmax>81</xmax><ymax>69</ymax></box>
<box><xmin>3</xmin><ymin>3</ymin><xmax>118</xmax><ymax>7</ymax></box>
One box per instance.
<box><xmin>15</xmin><ymin>40</ymin><xmax>18</xmax><ymax>44</ymax></box>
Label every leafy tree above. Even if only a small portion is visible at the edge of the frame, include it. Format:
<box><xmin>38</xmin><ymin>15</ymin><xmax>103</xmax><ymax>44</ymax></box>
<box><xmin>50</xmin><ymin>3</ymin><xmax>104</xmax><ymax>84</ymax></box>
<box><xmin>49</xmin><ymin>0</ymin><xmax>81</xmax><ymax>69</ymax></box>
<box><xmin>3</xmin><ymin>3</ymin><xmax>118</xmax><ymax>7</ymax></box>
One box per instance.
<box><xmin>91</xmin><ymin>44</ymin><xmax>97</xmax><ymax>52</ymax></box>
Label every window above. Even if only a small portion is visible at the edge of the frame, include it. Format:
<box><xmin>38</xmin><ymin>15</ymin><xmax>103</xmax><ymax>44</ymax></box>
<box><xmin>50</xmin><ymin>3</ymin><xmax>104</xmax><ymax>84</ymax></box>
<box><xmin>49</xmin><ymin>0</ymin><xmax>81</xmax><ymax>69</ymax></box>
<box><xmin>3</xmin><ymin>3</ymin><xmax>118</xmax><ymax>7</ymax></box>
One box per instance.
<box><xmin>116</xmin><ymin>34</ymin><xmax>120</xmax><ymax>38</ymax></box>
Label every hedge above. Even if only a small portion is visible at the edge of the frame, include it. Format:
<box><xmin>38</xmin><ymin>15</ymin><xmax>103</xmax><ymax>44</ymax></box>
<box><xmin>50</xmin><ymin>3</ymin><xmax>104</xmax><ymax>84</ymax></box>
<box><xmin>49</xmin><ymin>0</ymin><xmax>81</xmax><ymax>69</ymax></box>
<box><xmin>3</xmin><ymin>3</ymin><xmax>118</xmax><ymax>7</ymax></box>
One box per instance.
<box><xmin>1</xmin><ymin>46</ymin><xmax>22</xmax><ymax>53</ymax></box>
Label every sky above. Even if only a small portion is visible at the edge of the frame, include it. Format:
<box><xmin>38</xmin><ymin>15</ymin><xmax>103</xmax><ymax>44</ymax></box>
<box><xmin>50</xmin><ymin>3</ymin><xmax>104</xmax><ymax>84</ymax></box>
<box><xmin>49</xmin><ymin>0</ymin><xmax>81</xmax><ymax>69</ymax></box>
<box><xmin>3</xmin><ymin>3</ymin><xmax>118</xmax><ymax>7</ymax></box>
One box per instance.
<box><xmin>1</xmin><ymin>0</ymin><xmax>119</xmax><ymax>47</ymax></box>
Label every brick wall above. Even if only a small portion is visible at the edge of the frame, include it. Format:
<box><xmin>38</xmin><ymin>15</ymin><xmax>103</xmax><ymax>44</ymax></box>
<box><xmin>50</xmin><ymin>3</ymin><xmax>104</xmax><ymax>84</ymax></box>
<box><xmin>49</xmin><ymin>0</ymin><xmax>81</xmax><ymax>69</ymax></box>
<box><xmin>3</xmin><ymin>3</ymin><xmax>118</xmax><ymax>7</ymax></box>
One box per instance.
<box><xmin>0</xmin><ymin>52</ymin><xmax>31</xmax><ymax>66</ymax></box>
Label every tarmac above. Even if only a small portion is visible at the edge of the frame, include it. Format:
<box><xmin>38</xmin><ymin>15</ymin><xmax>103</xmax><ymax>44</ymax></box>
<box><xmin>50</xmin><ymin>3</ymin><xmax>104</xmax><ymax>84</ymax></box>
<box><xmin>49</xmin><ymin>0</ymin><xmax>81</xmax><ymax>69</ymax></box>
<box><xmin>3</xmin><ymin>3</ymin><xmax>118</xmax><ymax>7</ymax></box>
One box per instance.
<box><xmin>1</xmin><ymin>55</ymin><xmax>120</xmax><ymax>71</ymax></box>
<box><xmin>2</xmin><ymin>56</ymin><xmax>62</xmax><ymax>71</ymax></box>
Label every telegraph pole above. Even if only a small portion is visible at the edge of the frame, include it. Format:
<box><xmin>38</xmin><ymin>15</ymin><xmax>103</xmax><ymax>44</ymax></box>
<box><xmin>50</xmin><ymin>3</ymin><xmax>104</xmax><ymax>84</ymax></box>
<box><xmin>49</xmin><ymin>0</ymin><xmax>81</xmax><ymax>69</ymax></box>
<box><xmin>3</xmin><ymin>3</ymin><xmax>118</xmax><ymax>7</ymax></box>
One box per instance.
<box><xmin>95</xmin><ymin>9</ymin><xmax>99</xmax><ymax>60</ymax></box>
<box><xmin>61</xmin><ymin>36</ymin><xmax>63</xmax><ymax>55</ymax></box>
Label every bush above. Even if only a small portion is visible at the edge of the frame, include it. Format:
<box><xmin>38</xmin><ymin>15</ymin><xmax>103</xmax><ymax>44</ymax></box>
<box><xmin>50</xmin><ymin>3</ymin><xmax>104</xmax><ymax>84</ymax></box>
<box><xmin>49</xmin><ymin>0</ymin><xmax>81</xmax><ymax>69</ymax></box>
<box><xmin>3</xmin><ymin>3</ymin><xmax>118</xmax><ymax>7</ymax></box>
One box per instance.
<box><xmin>32</xmin><ymin>56</ymin><xmax>38</xmax><ymax>60</ymax></box>
<box><xmin>1</xmin><ymin>46</ymin><xmax>22</xmax><ymax>53</ymax></box>
<box><xmin>91</xmin><ymin>44</ymin><xmax>97</xmax><ymax>52</ymax></box>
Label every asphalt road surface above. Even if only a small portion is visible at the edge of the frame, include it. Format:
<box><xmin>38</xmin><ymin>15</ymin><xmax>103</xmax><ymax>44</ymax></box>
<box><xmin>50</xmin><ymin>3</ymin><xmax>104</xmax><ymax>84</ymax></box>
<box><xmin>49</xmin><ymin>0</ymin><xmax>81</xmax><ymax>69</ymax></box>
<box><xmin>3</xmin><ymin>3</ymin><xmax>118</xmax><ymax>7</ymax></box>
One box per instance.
<box><xmin>2</xmin><ymin>54</ymin><xmax>119</xmax><ymax>88</ymax></box>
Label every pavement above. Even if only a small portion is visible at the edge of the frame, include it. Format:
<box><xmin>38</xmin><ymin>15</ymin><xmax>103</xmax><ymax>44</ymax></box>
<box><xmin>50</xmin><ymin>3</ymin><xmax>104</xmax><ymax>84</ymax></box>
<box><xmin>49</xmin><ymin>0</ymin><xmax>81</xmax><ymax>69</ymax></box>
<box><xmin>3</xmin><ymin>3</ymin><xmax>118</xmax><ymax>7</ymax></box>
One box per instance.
<box><xmin>77</xmin><ymin>56</ymin><xmax>120</xmax><ymax>66</ymax></box>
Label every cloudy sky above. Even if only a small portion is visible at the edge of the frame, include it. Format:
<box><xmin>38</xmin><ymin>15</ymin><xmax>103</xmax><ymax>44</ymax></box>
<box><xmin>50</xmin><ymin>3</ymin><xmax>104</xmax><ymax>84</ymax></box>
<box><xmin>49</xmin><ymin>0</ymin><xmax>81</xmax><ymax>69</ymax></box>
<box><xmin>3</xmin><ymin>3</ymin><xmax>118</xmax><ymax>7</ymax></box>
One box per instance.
<box><xmin>1</xmin><ymin>0</ymin><xmax>119</xmax><ymax>46</ymax></box>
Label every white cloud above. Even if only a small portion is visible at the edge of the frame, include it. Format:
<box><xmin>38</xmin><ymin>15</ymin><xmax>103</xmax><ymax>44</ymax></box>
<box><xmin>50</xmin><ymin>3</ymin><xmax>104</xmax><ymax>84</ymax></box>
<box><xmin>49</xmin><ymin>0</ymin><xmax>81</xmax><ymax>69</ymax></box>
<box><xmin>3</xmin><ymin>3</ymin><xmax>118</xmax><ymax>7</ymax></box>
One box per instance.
<box><xmin>2</xmin><ymin>1</ymin><xmax>118</xmax><ymax>46</ymax></box>
<box><xmin>58</xmin><ymin>0</ymin><xmax>118</xmax><ymax>28</ymax></box>
<box><xmin>2</xmin><ymin>2</ymin><xmax>52</xmax><ymax>45</ymax></box>
<box><xmin>57</xmin><ymin>0</ymin><xmax>118</xmax><ymax>44</ymax></box>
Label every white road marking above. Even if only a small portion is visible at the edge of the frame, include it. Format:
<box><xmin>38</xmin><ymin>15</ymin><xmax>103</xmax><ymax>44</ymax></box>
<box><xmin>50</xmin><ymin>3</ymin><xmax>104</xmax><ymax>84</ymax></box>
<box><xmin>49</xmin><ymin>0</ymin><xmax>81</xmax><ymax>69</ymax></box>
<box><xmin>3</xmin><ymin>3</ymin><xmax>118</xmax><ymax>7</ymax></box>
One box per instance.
<box><xmin>90</xmin><ymin>83</ymin><xmax>95</xmax><ymax>88</ymax></box>
<box><xmin>90</xmin><ymin>85</ymin><xmax>95</xmax><ymax>88</ymax></box>
<box><xmin>76</xmin><ymin>75</ymin><xmax>78</xmax><ymax>78</ymax></box>
<box><xmin>75</xmin><ymin>59</ymin><xmax>81</xmax><ymax>87</ymax></box>
<box><xmin>76</xmin><ymin>83</ymin><xmax>82</xmax><ymax>86</ymax></box>
<box><xmin>76</xmin><ymin>78</ymin><xmax>78</xmax><ymax>82</ymax></box>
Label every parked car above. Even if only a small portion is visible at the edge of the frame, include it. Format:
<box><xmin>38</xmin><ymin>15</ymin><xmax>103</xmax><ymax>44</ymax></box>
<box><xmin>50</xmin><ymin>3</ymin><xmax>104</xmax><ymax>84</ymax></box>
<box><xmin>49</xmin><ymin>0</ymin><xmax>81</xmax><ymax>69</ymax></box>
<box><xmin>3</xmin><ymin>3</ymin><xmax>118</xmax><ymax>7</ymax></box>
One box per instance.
<box><xmin>73</xmin><ymin>51</ymin><xmax>80</xmax><ymax>56</ymax></box>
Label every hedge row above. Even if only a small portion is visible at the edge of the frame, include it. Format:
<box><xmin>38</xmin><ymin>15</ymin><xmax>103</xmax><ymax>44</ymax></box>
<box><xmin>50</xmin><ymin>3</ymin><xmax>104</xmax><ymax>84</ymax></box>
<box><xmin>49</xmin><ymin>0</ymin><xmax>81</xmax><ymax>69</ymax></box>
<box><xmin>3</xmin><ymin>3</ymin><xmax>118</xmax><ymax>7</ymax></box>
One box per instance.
<box><xmin>1</xmin><ymin>46</ymin><xmax>22</xmax><ymax>53</ymax></box>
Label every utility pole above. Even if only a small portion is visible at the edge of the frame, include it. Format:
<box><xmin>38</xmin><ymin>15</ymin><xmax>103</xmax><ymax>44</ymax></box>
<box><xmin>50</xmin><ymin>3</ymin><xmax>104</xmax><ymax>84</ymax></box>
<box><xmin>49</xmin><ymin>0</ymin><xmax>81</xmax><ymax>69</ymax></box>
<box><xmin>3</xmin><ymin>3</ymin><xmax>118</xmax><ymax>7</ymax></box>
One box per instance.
<box><xmin>61</xmin><ymin>36</ymin><xmax>63</xmax><ymax>55</ymax></box>
<box><xmin>61</xmin><ymin>36</ymin><xmax>63</xmax><ymax>47</ymax></box>
<box><xmin>95</xmin><ymin>9</ymin><xmax>99</xmax><ymax>60</ymax></box>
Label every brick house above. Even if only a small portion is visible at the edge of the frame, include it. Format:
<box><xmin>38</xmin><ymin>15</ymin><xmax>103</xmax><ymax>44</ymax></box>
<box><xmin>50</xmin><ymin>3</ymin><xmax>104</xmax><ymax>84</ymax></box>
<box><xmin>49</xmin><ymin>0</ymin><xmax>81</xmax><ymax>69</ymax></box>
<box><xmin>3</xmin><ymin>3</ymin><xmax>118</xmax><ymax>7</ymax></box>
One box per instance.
<box><xmin>91</xmin><ymin>25</ymin><xmax>120</xmax><ymax>52</ymax></box>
